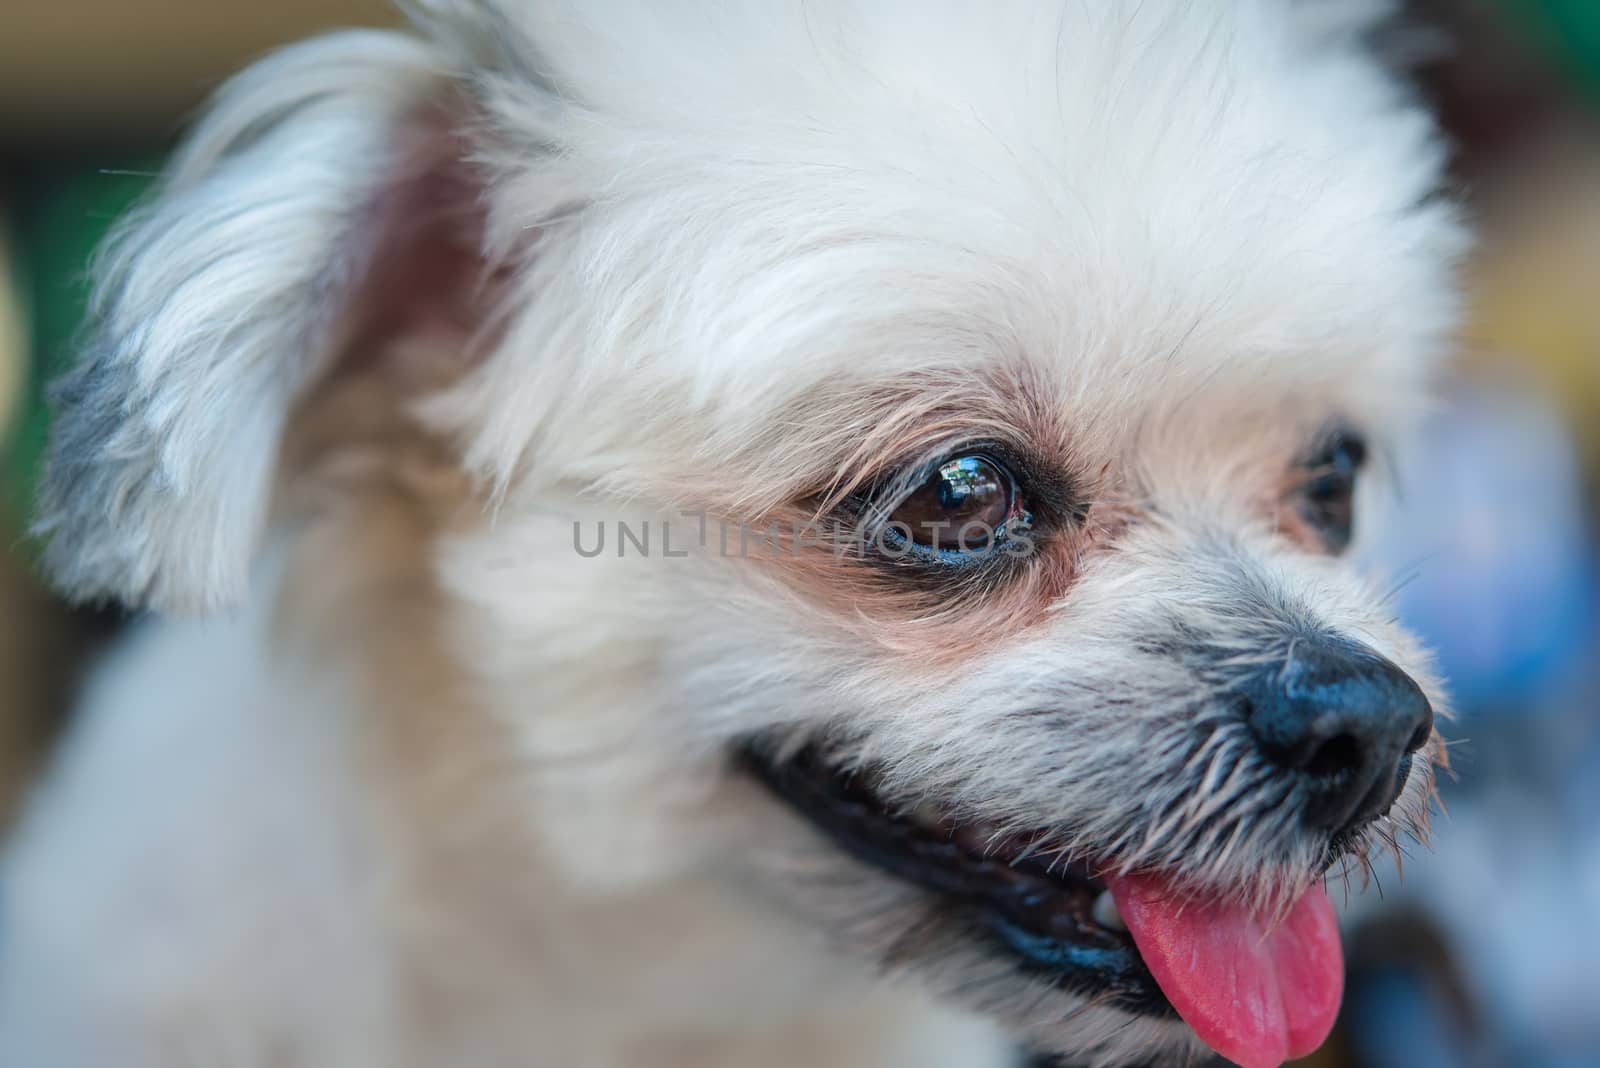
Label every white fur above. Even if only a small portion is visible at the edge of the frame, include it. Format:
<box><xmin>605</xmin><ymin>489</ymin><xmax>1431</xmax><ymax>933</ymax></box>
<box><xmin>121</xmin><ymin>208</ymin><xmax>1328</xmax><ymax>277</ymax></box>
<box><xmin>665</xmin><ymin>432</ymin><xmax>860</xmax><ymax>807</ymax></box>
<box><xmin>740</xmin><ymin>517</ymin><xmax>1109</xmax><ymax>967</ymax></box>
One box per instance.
<box><xmin>5</xmin><ymin>3</ymin><xmax>1464</xmax><ymax>1066</ymax></box>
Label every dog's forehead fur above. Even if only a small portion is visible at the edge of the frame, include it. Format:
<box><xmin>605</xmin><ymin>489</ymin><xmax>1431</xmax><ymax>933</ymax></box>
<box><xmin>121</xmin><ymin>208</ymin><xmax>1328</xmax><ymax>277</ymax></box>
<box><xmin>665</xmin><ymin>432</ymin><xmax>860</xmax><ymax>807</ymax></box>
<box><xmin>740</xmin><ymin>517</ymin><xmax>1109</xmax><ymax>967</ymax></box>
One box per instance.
<box><xmin>431</xmin><ymin>0</ymin><xmax>1463</xmax><ymax>504</ymax></box>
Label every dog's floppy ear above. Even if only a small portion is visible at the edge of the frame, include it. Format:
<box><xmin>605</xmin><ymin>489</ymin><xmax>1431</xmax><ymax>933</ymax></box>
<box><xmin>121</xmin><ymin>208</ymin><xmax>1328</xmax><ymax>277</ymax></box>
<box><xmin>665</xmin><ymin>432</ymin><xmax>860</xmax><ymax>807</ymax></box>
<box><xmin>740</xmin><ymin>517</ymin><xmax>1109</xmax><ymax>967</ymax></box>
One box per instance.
<box><xmin>35</xmin><ymin>29</ymin><xmax>489</xmax><ymax>612</ymax></box>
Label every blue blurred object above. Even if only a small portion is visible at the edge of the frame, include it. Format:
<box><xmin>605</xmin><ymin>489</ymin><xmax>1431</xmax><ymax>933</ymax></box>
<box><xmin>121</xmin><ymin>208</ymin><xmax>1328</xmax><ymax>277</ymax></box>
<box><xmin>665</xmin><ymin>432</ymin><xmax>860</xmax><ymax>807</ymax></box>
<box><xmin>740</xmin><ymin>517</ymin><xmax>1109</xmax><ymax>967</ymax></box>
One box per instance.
<box><xmin>1349</xmin><ymin>968</ymin><xmax>1474</xmax><ymax>1068</ymax></box>
<box><xmin>1363</xmin><ymin>376</ymin><xmax>1598</xmax><ymax>712</ymax></box>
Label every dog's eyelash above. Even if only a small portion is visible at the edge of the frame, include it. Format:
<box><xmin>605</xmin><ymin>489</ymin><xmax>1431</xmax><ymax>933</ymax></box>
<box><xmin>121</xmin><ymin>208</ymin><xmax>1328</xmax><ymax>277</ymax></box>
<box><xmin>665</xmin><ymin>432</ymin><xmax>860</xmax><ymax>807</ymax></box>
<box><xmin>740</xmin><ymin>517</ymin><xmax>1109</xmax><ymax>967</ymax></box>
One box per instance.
<box><xmin>832</xmin><ymin>440</ymin><xmax>1092</xmax><ymax>579</ymax></box>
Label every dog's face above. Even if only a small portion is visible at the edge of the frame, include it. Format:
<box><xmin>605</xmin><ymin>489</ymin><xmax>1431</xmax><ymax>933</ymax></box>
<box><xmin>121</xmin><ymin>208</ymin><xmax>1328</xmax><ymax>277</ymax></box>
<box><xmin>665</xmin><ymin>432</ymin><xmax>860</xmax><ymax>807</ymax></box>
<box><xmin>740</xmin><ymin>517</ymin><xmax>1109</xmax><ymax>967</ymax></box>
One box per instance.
<box><xmin>37</xmin><ymin>3</ymin><xmax>1465</xmax><ymax>1065</ymax></box>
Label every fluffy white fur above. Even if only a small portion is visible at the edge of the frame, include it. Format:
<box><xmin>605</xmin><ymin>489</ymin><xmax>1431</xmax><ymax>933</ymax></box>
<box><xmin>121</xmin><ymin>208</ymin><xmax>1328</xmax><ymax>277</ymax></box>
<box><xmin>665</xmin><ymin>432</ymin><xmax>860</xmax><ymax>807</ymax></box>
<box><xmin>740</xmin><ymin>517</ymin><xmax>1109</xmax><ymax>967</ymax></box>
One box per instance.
<box><xmin>4</xmin><ymin>2</ymin><xmax>1464</xmax><ymax>1066</ymax></box>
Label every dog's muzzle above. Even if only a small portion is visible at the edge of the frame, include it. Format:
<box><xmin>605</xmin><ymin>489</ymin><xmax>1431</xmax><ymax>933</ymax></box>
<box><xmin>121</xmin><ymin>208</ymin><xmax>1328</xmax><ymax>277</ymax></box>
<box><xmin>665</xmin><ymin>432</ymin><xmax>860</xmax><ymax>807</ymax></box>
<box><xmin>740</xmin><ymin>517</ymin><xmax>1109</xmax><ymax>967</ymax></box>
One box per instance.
<box><xmin>737</xmin><ymin>635</ymin><xmax>1432</xmax><ymax>1066</ymax></box>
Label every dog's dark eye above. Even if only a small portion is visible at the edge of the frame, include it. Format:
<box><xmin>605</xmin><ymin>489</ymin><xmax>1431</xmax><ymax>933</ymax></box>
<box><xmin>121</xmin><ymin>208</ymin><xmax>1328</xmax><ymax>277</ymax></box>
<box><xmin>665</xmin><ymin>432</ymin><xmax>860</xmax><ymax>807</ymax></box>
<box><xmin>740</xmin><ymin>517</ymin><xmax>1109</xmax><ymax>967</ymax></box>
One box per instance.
<box><xmin>1298</xmin><ymin>431</ymin><xmax>1368</xmax><ymax>552</ymax></box>
<box><xmin>886</xmin><ymin>454</ymin><xmax>1022</xmax><ymax>554</ymax></box>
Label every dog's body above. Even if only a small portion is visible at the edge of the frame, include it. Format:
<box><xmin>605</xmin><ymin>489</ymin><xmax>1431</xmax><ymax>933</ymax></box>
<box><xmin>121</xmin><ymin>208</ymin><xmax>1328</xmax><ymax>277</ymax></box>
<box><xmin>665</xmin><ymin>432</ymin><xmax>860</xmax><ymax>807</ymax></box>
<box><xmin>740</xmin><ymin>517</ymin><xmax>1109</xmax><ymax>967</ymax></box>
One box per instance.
<box><xmin>2</xmin><ymin>4</ymin><xmax>1464</xmax><ymax>1066</ymax></box>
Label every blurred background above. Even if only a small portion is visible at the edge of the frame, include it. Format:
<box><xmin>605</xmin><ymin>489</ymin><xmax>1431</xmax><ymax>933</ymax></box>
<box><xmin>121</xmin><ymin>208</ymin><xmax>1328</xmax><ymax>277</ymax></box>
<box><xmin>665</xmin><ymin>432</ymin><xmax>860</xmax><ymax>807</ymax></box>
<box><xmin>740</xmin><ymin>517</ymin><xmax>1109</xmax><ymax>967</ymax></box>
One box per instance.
<box><xmin>0</xmin><ymin>2</ymin><xmax>1596</xmax><ymax>1066</ymax></box>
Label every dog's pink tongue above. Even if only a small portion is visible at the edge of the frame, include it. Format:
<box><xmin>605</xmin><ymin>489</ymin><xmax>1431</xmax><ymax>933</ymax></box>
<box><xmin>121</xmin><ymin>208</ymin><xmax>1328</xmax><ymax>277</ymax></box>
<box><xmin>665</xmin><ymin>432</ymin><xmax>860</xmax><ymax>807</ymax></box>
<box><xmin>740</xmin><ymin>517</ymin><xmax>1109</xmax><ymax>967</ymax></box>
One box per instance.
<box><xmin>1105</xmin><ymin>874</ymin><xmax>1342</xmax><ymax>1068</ymax></box>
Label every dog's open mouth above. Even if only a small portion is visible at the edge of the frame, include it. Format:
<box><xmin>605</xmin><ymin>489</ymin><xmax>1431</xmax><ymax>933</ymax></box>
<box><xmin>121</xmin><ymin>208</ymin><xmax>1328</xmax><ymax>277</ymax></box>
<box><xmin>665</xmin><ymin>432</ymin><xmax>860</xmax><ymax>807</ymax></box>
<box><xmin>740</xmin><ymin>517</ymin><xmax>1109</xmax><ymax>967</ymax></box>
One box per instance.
<box><xmin>742</xmin><ymin>744</ymin><xmax>1170</xmax><ymax>1012</ymax></box>
<box><xmin>745</xmin><ymin>745</ymin><xmax>1347</xmax><ymax>1068</ymax></box>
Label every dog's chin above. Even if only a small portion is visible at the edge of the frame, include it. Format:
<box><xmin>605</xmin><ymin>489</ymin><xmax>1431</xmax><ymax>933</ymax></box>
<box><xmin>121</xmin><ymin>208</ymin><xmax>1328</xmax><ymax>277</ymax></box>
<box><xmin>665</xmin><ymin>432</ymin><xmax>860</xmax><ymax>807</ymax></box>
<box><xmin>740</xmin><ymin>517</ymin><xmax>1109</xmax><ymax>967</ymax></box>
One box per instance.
<box><xmin>736</xmin><ymin>741</ymin><xmax>1379</xmax><ymax>1067</ymax></box>
<box><xmin>735</xmin><ymin>743</ymin><xmax>1209</xmax><ymax>1065</ymax></box>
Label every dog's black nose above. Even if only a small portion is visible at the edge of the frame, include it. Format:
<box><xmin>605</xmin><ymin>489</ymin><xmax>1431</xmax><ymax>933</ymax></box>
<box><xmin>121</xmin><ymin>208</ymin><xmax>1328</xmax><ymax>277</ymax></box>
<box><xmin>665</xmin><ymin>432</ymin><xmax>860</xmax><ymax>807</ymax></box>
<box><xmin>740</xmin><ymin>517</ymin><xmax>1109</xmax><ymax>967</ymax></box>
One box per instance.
<box><xmin>1245</xmin><ymin>638</ymin><xmax>1433</xmax><ymax>835</ymax></box>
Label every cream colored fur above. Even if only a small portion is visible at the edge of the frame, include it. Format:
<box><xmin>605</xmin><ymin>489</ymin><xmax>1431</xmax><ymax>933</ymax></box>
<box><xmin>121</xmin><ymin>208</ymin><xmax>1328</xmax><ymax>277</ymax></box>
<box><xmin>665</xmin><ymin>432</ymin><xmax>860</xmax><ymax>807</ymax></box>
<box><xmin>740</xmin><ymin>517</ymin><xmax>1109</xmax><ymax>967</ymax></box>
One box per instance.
<box><xmin>3</xmin><ymin>3</ymin><xmax>1464</xmax><ymax>1065</ymax></box>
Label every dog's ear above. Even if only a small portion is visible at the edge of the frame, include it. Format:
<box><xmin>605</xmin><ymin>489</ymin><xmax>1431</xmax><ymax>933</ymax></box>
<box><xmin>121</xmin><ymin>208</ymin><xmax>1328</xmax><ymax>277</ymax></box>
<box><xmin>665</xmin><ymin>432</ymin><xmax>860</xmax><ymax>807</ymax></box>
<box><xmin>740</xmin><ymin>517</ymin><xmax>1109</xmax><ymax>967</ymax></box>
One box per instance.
<box><xmin>35</xmin><ymin>29</ymin><xmax>493</xmax><ymax>612</ymax></box>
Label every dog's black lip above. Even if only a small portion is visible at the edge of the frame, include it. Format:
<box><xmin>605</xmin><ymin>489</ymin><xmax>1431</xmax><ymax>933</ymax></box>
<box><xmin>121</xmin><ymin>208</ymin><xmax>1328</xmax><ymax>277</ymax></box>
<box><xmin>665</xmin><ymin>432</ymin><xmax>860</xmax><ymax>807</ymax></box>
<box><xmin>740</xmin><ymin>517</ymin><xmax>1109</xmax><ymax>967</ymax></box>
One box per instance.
<box><xmin>739</xmin><ymin>745</ymin><xmax>1176</xmax><ymax>1019</ymax></box>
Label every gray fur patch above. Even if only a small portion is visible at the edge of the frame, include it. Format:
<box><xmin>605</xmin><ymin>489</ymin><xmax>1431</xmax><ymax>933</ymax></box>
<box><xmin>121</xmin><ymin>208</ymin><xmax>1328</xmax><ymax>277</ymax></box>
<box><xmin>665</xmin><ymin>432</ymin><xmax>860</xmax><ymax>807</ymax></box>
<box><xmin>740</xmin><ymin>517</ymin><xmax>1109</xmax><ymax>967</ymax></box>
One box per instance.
<box><xmin>30</xmin><ymin>29</ymin><xmax>448</xmax><ymax>610</ymax></box>
<box><xmin>34</xmin><ymin>334</ymin><xmax>170</xmax><ymax>606</ymax></box>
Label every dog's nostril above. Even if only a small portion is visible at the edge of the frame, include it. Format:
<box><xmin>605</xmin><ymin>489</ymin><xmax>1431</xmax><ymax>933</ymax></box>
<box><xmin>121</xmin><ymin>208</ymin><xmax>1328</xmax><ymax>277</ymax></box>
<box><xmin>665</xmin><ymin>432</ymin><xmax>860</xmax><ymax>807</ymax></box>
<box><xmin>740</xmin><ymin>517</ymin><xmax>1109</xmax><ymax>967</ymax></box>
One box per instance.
<box><xmin>1244</xmin><ymin>637</ymin><xmax>1434</xmax><ymax>835</ymax></box>
<box><xmin>1301</xmin><ymin>732</ymin><xmax>1361</xmax><ymax>781</ymax></box>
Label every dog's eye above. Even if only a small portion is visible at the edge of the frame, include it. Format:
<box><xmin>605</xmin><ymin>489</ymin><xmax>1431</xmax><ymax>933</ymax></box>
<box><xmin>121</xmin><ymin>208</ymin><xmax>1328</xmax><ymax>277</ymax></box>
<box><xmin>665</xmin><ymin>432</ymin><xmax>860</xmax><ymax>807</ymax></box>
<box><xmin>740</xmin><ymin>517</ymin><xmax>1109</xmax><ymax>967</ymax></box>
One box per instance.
<box><xmin>1298</xmin><ymin>431</ymin><xmax>1367</xmax><ymax>552</ymax></box>
<box><xmin>886</xmin><ymin>454</ymin><xmax>1022</xmax><ymax>553</ymax></box>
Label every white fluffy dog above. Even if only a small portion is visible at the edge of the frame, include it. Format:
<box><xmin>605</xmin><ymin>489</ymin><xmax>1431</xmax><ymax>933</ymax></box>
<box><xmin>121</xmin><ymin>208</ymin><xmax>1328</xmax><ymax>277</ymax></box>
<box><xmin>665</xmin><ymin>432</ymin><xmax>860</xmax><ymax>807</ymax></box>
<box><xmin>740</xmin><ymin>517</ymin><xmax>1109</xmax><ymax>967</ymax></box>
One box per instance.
<box><xmin>1</xmin><ymin>3</ymin><xmax>1464</xmax><ymax>1066</ymax></box>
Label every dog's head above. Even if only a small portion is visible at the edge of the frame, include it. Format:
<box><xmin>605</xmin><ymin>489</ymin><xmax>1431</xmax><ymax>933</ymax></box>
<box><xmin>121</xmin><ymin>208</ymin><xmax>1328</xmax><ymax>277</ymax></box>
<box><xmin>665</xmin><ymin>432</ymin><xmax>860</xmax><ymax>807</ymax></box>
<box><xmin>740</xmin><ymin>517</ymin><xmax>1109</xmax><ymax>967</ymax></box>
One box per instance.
<box><xmin>37</xmin><ymin>2</ymin><xmax>1465</xmax><ymax>1065</ymax></box>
